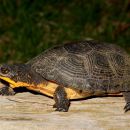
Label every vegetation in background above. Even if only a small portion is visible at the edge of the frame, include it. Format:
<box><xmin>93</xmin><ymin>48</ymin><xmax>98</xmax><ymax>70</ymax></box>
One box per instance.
<box><xmin>0</xmin><ymin>0</ymin><xmax>130</xmax><ymax>63</ymax></box>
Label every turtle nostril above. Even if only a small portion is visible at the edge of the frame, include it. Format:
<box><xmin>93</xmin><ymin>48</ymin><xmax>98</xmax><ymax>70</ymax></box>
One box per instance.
<box><xmin>1</xmin><ymin>67</ymin><xmax>9</xmax><ymax>74</ymax></box>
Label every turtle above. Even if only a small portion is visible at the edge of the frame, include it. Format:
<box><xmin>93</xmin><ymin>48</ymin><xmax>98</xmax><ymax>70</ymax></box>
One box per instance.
<box><xmin>0</xmin><ymin>40</ymin><xmax>130</xmax><ymax>112</ymax></box>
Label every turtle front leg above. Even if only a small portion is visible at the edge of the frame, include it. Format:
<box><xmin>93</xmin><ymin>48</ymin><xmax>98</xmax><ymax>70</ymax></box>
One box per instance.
<box><xmin>53</xmin><ymin>86</ymin><xmax>70</xmax><ymax>112</ymax></box>
<box><xmin>0</xmin><ymin>84</ymin><xmax>15</xmax><ymax>96</ymax></box>
<box><xmin>123</xmin><ymin>92</ymin><xmax>130</xmax><ymax>112</ymax></box>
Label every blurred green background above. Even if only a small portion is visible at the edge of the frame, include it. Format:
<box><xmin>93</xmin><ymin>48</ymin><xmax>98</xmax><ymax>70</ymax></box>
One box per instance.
<box><xmin>0</xmin><ymin>0</ymin><xmax>130</xmax><ymax>63</ymax></box>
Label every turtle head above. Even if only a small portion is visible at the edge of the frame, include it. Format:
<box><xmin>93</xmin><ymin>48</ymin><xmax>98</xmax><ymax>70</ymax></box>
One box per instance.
<box><xmin>0</xmin><ymin>64</ymin><xmax>43</xmax><ymax>87</ymax></box>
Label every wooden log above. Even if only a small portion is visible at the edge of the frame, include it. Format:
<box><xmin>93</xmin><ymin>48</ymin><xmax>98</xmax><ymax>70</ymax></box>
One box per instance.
<box><xmin>0</xmin><ymin>90</ymin><xmax>130</xmax><ymax>130</ymax></box>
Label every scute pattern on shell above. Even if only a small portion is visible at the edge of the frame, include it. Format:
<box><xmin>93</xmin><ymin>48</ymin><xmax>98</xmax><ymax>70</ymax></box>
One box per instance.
<box><xmin>27</xmin><ymin>40</ymin><xmax>130</xmax><ymax>93</ymax></box>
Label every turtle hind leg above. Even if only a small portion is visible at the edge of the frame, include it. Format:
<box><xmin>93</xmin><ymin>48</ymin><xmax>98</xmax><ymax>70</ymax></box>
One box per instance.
<box><xmin>122</xmin><ymin>92</ymin><xmax>130</xmax><ymax>112</ymax></box>
<box><xmin>0</xmin><ymin>85</ymin><xmax>15</xmax><ymax>96</ymax></box>
<box><xmin>53</xmin><ymin>86</ymin><xmax>70</xmax><ymax>112</ymax></box>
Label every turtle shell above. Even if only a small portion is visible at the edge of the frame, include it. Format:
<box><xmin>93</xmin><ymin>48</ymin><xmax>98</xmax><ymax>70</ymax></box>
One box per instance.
<box><xmin>27</xmin><ymin>40</ymin><xmax>130</xmax><ymax>95</ymax></box>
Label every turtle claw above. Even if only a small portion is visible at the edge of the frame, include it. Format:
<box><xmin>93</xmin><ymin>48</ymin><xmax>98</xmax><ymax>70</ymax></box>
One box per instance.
<box><xmin>53</xmin><ymin>103</ymin><xmax>68</xmax><ymax>112</ymax></box>
<box><xmin>54</xmin><ymin>100</ymin><xmax>70</xmax><ymax>112</ymax></box>
<box><xmin>55</xmin><ymin>107</ymin><xmax>68</xmax><ymax>112</ymax></box>
<box><xmin>124</xmin><ymin>102</ymin><xmax>130</xmax><ymax>113</ymax></box>
<box><xmin>0</xmin><ymin>86</ymin><xmax>15</xmax><ymax>96</ymax></box>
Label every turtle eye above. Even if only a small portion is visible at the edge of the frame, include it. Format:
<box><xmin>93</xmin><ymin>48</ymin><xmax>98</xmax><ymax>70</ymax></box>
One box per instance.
<box><xmin>1</xmin><ymin>67</ymin><xmax>9</xmax><ymax>74</ymax></box>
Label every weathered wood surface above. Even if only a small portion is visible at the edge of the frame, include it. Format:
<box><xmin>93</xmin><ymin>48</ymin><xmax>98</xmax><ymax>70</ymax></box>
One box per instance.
<box><xmin>0</xmin><ymin>91</ymin><xmax>130</xmax><ymax>130</ymax></box>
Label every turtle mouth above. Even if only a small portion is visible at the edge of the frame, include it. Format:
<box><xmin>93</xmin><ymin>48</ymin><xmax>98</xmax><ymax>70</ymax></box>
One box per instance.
<box><xmin>0</xmin><ymin>75</ymin><xmax>16</xmax><ymax>86</ymax></box>
<box><xmin>0</xmin><ymin>75</ymin><xmax>31</xmax><ymax>88</ymax></box>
